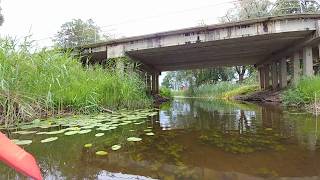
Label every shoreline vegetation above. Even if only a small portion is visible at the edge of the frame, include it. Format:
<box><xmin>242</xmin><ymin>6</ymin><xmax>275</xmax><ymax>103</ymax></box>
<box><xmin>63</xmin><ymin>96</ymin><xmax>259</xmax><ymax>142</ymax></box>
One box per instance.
<box><xmin>170</xmin><ymin>75</ymin><xmax>320</xmax><ymax>114</ymax></box>
<box><xmin>0</xmin><ymin>38</ymin><xmax>152</xmax><ymax>126</ymax></box>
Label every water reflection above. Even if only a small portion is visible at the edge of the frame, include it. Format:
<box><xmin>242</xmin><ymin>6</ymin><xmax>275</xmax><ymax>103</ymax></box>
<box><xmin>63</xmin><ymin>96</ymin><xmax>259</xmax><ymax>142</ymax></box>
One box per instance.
<box><xmin>1</xmin><ymin>98</ymin><xmax>320</xmax><ymax>179</ymax></box>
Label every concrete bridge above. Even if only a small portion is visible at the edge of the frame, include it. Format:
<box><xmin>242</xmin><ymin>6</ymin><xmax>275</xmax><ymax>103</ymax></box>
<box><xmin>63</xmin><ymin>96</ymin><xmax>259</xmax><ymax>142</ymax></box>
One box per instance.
<box><xmin>78</xmin><ymin>14</ymin><xmax>320</xmax><ymax>94</ymax></box>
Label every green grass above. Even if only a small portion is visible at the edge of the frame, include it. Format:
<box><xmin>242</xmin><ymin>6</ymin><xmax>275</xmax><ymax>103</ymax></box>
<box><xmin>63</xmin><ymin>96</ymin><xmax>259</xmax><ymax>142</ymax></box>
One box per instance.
<box><xmin>0</xmin><ymin>38</ymin><xmax>151</xmax><ymax>125</ymax></box>
<box><xmin>222</xmin><ymin>85</ymin><xmax>259</xmax><ymax>99</ymax></box>
<box><xmin>282</xmin><ymin>75</ymin><xmax>320</xmax><ymax>106</ymax></box>
<box><xmin>159</xmin><ymin>87</ymin><xmax>173</xmax><ymax>99</ymax></box>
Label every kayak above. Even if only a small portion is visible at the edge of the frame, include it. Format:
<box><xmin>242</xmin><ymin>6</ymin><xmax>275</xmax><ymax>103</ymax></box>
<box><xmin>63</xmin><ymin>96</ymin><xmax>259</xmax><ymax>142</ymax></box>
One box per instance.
<box><xmin>0</xmin><ymin>132</ymin><xmax>43</xmax><ymax>180</ymax></box>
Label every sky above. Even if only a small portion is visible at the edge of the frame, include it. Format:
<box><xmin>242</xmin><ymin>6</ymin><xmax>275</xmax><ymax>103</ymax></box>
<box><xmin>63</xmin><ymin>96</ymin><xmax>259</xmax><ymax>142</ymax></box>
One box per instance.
<box><xmin>0</xmin><ymin>0</ymin><xmax>241</xmax><ymax>83</ymax></box>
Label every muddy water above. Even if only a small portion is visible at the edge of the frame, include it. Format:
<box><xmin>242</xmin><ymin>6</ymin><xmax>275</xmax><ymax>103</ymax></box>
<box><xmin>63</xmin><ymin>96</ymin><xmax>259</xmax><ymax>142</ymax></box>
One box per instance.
<box><xmin>0</xmin><ymin>98</ymin><xmax>320</xmax><ymax>180</ymax></box>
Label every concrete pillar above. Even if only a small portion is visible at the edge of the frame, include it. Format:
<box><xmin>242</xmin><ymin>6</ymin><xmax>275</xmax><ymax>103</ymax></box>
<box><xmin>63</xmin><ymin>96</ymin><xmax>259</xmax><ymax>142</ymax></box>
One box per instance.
<box><xmin>155</xmin><ymin>74</ymin><xmax>159</xmax><ymax>94</ymax></box>
<box><xmin>151</xmin><ymin>73</ymin><xmax>156</xmax><ymax>94</ymax></box>
<box><xmin>264</xmin><ymin>65</ymin><xmax>270</xmax><ymax>89</ymax></box>
<box><xmin>146</xmin><ymin>73</ymin><xmax>151</xmax><ymax>93</ymax></box>
<box><xmin>259</xmin><ymin>67</ymin><xmax>265</xmax><ymax>90</ymax></box>
<box><xmin>272</xmin><ymin>62</ymin><xmax>278</xmax><ymax>89</ymax></box>
<box><xmin>292</xmin><ymin>52</ymin><xmax>300</xmax><ymax>84</ymax></box>
<box><xmin>279</xmin><ymin>58</ymin><xmax>287</xmax><ymax>89</ymax></box>
<box><xmin>303</xmin><ymin>46</ymin><xmax>313</xmax><ymax>76</ymax></box>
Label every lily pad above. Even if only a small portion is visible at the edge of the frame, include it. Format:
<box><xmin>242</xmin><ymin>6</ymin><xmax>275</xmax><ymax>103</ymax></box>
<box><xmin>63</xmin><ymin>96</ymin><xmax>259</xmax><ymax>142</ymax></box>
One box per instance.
<box><xmin>95</xmin><ymin>133</ymin><xmax>104</xmax><ymax>137</ymax></box>
<box><xmin>127</xmin><ymin>137</ymin><xmax>142</xmax><ymax>142</ymax></box>
<box><xmin>144</xmin><ymin>129</ymin><xmax>153</xmax><ymax>132</ymax></box>
<box><xmin>146</xmin><ymin>132</ymin><xmax>155</xmax><ymax>136</ymax></box>
<box><xmin>12</xmin><ymin>130</ymin><xmax>37</xmax><ymax>135</ymax></box>
<box><xmin>96</xmin><ymin>151</ymin><xmax>108</xmax><ymax>156</ymax></box>
<box><xmin>111</xmin><ymin>145</ymin><xmax>121</xmax><ymax>151</ymax></box>
<box><xmin>64</xmin><ymin>131</ymin><xmax>79</xmax><ymax>136</ymax></box>
<box><xmin>78</xmin><ymin>129</ymin><xmax>92</xmax><ymax>134</ymax></box>
<box><xmin>12</xmin><ymin>139</ymin><xmax>33</xmax><ymax>145</ymax></box>
<box><xmin>41</xmin><ymin>137</ymin><xmax>58</xmax><ymax>143</ymax></box>
<box><xmin>84</xmin><ymin>144</ymin><xmax>93</xmax><ymax>148</ymax></box>
<box><xmin>43</xmin><ymin>129</ymin><xmax>66</xmax><ymax>135</ymax></box>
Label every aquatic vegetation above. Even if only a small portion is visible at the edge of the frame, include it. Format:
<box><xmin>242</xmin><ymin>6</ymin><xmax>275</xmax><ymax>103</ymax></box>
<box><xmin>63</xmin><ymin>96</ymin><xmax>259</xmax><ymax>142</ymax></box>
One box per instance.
<box><xmin>146</xmin><ymin>132</ymin><xmax>155</xmax><ymax>136</ymax></box>
<box><xmin>41</xmin><ymin>137</ymin><xmax>58</xmax><ymax>143</ymax></box>
<box><xmin>95</xmin><ymin>133</ymin><xmax>104</xmax><ymax>137</ymax></box>
<box><xmin>64</xmin><ymin>131</ymin><xmax>79</xmax><ymax>136</ymax></box>
<box><xmin>12</xmin><ymin>139</ymin><xmax>33</xmax><ymax>145</ymax></box>
<box><xmin>84</xmin><ymin>144</ymin><xmax>93</xmax><ymax>148</ymax></box>
<box><xmin>12</xmin><ymin>130</ymin><xmax>37</xmax><ymax>135</ymax></box>
<box><xmin>111</xmin><ymin>145</ymin><xmax>121</xmax><ymax>151</ymax></box>
<box><xmin>127</xmin><ymin>137</ymin><xmax>142</xmax><ymax>142</ymax></box>
<box><xmin>95</xmin><ymin>151</ymin><xmax>108</xmax><ymax>156</ymax></box>
<box><xmin>78</xmin><ymin>129</ymin><xmax>92</xmax><ymax>134</ymax></box>
<box><xmin>199</xmin><ymin>129</ymin><xmax>288</xmax><ymax>154</ymax></box>
<box><xmin>0</xmin><ymin>38</ymin><xmax>151</xmax><ymax>126</ymax></box>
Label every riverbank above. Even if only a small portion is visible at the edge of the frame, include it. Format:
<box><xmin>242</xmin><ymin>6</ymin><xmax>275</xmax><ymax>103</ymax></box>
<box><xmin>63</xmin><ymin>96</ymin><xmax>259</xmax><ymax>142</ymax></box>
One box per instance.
<box><xmin>0</xmin><ymin>38</ymin><xmax>152</xmax><ymax>126</ymax></box>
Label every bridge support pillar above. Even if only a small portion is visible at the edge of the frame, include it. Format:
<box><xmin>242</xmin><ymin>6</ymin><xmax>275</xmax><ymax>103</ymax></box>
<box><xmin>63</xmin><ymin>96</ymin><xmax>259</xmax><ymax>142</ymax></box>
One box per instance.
<box><xmin>292</xmin><ymin>52</ymin><xmax>300</xmax><ymax>84</ymax></box>
<box><xmin>155</xmin><ymin>73</ymin><xmax>159</xmax><ymax>94</ymax></box>
<box><xmin>151</xmin><ymin>73</ymin><xmax>156</xmax><ymax>94</ymax></box>
<box><xmin>279</xmin><ymin>58</ymin><xmax>287</xmax><ymax>89</ymax></box>
<box><xmin>272</xmin><ymin>62</ymin><xmax>278</xmax><ymax>89</ymax></box>
<box><xmin>146</xmin><ymin>73</ymin><xmax>151</xmax><ymax>94</ymax></box>
<box><xmin>259</xmin><ymin>67</ymin><xmax>265</xmax><ymax>90</ymax></box>
<box><xmin>264</xmin><ymin>65</ymin><xmax>271</xmax><ymax>89</ymax></box>
<box><xmin>303</xmin><ymin>46</ymin><xmax>313</xmax><ymax>76</ymax></box>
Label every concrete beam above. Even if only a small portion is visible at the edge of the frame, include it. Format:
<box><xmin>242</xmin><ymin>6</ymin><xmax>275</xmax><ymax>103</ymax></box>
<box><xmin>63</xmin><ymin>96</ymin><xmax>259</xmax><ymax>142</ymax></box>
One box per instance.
<box><xmin>292</xmin><ymin>52</ymin><xmax>300</xmax><ymax>84</ymax></box>
<box><xmin>303</xmin><ymin>46</ymin><xmax>314</xmax><ymax>76</ymax></box>
<box><xmin>279</xmin><ymin>58</ymin><xmax>288</xmax><ymax>89</ymax></box>
<box><xmin>258</xmin><ymin>32</ymin><xmax>320</xmax><ymax>66</ymax></box>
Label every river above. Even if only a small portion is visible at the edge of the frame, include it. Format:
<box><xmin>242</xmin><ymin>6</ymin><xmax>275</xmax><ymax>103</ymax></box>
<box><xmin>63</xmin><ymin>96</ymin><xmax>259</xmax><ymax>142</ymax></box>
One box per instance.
<box><xmin>0</xmin><ymin>98</ymin><xmax>319</xmax><ymax>180</ymax></box>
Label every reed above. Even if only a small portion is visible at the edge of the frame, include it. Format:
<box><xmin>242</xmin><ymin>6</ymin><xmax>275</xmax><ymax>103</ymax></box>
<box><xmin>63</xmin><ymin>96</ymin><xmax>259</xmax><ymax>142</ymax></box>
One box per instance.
<box><xmin>0</xmin><ymin>38</ymin><xmax>151</xmax><ymax>125</ymax></box>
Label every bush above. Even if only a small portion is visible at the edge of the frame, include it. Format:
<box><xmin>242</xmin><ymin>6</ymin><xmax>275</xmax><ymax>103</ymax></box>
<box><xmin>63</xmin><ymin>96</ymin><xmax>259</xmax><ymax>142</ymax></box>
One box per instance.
<box><xmin>0</xmin><ymin>38</ymin><xmax>151</xmax><ymax>124</ymax></box>
<box><xmin>160</xmin><ymin>87</ymin><xmax>172</xmax><ymax>99</ymax></box>
<box><xmin>282</xmin><ymin>76</ymin><xmax>320</xmax><ymax>105</ymax></box>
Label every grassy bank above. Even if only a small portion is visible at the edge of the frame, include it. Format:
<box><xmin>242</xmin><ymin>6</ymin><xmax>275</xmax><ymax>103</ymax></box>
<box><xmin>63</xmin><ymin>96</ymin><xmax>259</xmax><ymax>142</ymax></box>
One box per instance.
<box><xmin>174</xmin><ymin>81</ymin><xmax>258</xmax><ymax>99</ymax></box>
<box><xmin>282</xmin><ymin>76</ymin><xmax>320</xmax><ymax>106</ymax></box>
<box><xmin>0</xmin><ymin>38</ymin><xmax>151</xmax><ymax>125</ymax></box>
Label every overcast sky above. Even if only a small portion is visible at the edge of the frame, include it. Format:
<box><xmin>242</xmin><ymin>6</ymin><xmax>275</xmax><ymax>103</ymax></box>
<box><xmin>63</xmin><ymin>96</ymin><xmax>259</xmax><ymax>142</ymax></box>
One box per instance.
<box><xmin>0</xmin><ymin>0</ymin><xmax>239</xmax><ymax>47</ymax></box>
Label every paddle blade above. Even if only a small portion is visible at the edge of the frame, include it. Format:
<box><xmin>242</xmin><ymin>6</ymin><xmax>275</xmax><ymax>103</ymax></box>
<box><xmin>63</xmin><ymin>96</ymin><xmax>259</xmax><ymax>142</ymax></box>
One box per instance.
<box><xmin>0</xmin><ymin>132</ymin><xmax>43</xmax><ymax>180</ymax></box>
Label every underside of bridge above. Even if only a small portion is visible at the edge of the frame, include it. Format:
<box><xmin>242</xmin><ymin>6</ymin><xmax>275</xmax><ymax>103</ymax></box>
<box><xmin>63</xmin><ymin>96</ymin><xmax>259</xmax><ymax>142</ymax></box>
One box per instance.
<box><xmin>126</xmin><ymin>31</ymin><xmax>312</xmax><ymax>71</ymax></box>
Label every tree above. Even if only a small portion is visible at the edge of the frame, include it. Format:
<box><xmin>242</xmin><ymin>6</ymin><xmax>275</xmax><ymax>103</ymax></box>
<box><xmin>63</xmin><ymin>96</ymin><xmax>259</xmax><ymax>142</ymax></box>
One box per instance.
<box><xmin>0</xmin><ymin>4</ymin><xmax>4</xmax><ymax>26</ymax></box>
<box><xmin>220</xmin><ymin>0</ymin><xmax>272</xmax><ymax>22</ymax></box>
<box><xmin>272</xmin><ymin>0</ymin><xmax>320</xmax><ymax>15</ymax></box>
<box><xmin>54</xmin><ymin>19</ymin><xmax>102</xmax><ymax>48</ymax></box>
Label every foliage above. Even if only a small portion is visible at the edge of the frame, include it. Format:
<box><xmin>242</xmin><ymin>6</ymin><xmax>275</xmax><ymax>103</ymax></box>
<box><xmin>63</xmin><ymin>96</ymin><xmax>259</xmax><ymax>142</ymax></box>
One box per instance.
<box><xmin>282</xmin><ymin>76</ymin><xmax>320</xmax><ymax>105</ymax></box>
<box><xmin>272</xmin><ymin>0</ymin><xmax>320</xmax><ymax>15</ymax></box>
<box><xmin>0</xmin><ymin>5</ymin><xmax>3</xmax><ymax>26</ymax></box>
<box><xmin>160</xmin><ymin>87</ymin><xmax>172</xmax><ymax>99</ymax></box>
<box><xmin>0</xmin><ymin>38</ymin><xmax>151</xmax><ymax>125</ymax></box>
<box><xmin>54</xmin><ymin>19</ymin><xmax>106</xmax><ymax>48</ymax></box>
<box><xmin>220</xmin><ymin>0</ymin><xmax>272</xmax><ymax>22</ymax></box>
<box><xmin>192</xmin><ymin>82</ymin><xmax>240</xmax><ymax>98</ymax></box>
<box><xmin>223</xmin><ymin>85</ymin><xmax>259</xmax><ymax>100</ymax></box>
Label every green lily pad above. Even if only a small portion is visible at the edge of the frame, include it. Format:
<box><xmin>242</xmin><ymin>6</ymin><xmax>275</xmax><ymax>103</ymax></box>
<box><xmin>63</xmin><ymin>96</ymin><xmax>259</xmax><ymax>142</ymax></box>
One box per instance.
<box><xmin>127</xmin><ymin>137</ymin><xmax>142</xmax><ymax>142</ymax></box>
<box><xmin>144</xmin><ymin>129</ymin><xmax>152</xmax><ymax>132</ymax></box>
<box><xmin>111</xmin><ymin>145</ymin><xmax>121</xmax><ymax>151</ymax></box>
<box><xmin>41</xmin><ymin>137</ymin><xmax>58</xmax><ymax>143</ymax></box>
<box><xmin>64</xmin><ymin>131</ymin><xmax>79</xmax><ymax>136</ymax></box>
<box><xmin>95</xmin><ymin>133</ymin><xmax>104</xmax><ymax>137</ymax></box>
<box><xmin>84</xmin><ymin>144</ymin><xmax>93</xmax><ymax>148</ymax></box>
<box><xmin>12</xmin><ymin>139</ymin><xmax>33</xmax><ymax>145</ymax></box>
<box><xmin>146</xmin><ymin>132</ymin><xmax>155</xmax><ymax>136</ymax></box>
<box><xmin>96</xmin><ymin>151</ymin><xmax>108</xmax><ymax>156</ymax></box>
<box><xmin>78</xmin><ymin>129</ymin><xmax>92</xmax><ymax>134</ymax></box>
<box><xmin>42</xmin><ymin>129</ymin><xmax>66</xmax><ymax>135</ymax></box>
<box><xmin>12</xmin><ymin>130</ymin><xmax>37</xmax><ymax>135</ymax></box>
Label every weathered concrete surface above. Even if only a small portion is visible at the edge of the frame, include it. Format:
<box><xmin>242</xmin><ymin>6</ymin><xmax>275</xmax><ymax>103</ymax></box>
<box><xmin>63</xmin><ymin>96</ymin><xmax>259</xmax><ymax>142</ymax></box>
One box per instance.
<box><xmin>80</xmin><ymin>14</ymin><xmax>320</xmax><ymax>72</ymax></box>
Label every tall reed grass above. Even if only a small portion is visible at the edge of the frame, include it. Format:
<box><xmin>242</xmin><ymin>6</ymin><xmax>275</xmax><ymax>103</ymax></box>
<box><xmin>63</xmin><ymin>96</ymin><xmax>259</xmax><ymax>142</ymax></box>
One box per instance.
<box><xmin>282</xmin><ymin>75</ymin><xmax>320</xmax><ymax>106</ymax></box>
<box><xmin>0</xmin><ymin>38</ymin><xmax>151</xmax><ymax>125</ymax></box>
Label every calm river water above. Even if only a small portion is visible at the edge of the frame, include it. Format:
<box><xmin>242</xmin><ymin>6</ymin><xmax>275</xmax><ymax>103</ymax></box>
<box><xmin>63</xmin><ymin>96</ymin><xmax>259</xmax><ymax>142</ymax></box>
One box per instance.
<box><xmin>0</xmin><ymin>98</ymin><xmax>319</xmax><ymax>180</ymax></box>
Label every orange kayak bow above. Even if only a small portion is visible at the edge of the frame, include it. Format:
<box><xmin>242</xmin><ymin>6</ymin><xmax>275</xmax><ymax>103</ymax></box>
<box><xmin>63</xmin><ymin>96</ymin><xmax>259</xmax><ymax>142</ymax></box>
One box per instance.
<box><xmin>0</xmin><ymin>132</ymin><xmax>43</xmax><ymax>180</ymax></box>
